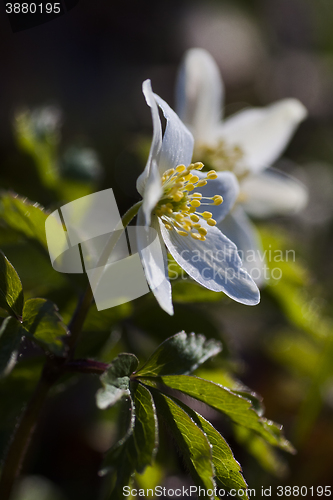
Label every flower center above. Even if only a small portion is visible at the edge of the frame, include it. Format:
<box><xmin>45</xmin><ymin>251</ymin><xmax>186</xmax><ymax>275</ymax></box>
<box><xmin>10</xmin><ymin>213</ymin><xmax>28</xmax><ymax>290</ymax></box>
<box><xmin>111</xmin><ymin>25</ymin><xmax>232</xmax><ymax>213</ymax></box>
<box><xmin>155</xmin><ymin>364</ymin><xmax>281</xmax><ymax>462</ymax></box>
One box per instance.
<box><xmin>154</xmin><ymin>162</ymin><xmax>223</xmax><ymax>241</ymax></box>
<box><xmin>194</xmin><ymin>139</ymin><xmax>248</xmax><ymax>178</ymax></box>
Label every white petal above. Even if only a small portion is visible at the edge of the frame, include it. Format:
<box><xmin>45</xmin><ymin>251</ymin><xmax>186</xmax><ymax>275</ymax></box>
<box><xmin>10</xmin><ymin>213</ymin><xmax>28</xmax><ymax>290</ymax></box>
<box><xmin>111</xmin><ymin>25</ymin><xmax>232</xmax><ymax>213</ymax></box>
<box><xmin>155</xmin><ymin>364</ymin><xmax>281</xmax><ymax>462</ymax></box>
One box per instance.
<box><xmin>137</xmin><ymin>80</ymin><xmax>163</xmax><ymax>195</ymax></box>
<box><xmin>195</xmin><ymin>171</ymin><xmax>239</xmax><ymax>223</ymax></box>
<box><xmin>137</xmin><ymin>210</ymin><xmax>173</xmax><ymax>315</ymax></box>
<box><xmin>176</xmin><ymin>48</ymin><xmax>224</xmax><ymax>141</ymax></box>
<box><xmin>218</xmin><ymin>99</ymin><xmax>307</xmax><ymax>173</ymax></box>
<box><xmin>218</xmin><ymin>207</ymin><xmax>266</xmax><ymax>286</ymax></box>
<box><xmin>141</xmin><ymin>160</ymin><xmax>163</xmax><ymax>227</ymax></box>
<box><xmin>241</xmin><ymin>168</ymin><xmax>308</xmax><ymax>218</ymax></box>
<box><xmin>160</xmin><ymin>219</ymin><xmax>260</xmax><ymax>306</ymax></box>
<box><xmin>154</xmin><ymin>93</ymin><xmax>194</xmax><ymax>174</ymax></box>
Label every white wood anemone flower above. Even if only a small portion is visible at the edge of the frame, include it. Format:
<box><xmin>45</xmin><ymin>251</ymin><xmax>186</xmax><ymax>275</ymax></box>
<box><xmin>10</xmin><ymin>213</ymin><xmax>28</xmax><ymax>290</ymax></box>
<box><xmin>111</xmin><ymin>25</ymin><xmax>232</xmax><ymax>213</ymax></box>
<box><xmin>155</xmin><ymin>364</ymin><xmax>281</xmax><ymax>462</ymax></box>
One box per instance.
<box><xmin>176</xmin><ymin>48</ymin><xmax>308</xmax><ymax>284</ymax></box>
<box><xmin>136</xmin><ymin>79</ymin><xmax>260</xmax><ymax>315</ymax></box>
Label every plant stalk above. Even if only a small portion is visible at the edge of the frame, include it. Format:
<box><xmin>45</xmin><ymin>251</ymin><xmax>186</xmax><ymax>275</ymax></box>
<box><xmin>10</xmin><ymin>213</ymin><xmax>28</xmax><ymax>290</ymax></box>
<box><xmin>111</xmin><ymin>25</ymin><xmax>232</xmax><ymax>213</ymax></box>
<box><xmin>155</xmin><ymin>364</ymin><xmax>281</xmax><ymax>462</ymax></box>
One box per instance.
<box><xmin>0</xmin><ymin>361</ymin><xmax>61</xmax><ymax>500</ymax></box>
<box><xmin>0</xmin><ymin>200</ymin><xmax>142</xmax><ymax>499</ymax></box>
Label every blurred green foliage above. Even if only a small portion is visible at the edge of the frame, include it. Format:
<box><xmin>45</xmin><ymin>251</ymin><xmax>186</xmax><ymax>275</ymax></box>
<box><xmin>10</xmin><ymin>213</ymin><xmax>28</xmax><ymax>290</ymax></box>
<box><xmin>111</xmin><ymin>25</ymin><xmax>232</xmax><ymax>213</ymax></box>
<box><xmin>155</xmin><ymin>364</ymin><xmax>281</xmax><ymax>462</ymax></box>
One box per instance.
<box><xmin>1</xmin><ymin>0</ymin><xmax>333</xmax><ymax>497</ymax></box>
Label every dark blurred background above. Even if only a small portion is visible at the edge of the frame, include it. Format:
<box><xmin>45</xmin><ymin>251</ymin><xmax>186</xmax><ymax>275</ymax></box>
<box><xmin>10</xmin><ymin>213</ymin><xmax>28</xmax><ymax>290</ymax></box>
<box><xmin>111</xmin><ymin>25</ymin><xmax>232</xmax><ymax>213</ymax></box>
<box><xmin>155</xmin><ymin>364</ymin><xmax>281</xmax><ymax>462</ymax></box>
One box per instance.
<box><xmin>1</xmin><ymin>0</ymin><xmax>333</xmax><ymax>499</ymax></box>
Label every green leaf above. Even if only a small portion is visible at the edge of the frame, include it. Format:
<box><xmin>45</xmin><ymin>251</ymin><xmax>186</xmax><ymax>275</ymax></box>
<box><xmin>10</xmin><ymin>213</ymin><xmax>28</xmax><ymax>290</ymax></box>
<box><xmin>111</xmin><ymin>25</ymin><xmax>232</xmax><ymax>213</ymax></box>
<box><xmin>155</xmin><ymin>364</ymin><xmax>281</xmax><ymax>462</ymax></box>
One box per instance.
<box><xmin>141</xmin><ymin>375</ymin><xmax>294</xmax><ymax>453</ymax></box>
<box><xmin>101</xmin><ymin>396</ymin><xmax>136</xmax><ymax>474</ymax></box>
<box><xmin>163</xmin><ymin>392</ymin><xmax>248</xmax><ymax>498</ymax></box>
<box><xmin>0</xmin><ymin>251</ymin><xmax>24</xmax><ymax>319</ymax></box>
<box><xmin>152</xmin><ymin>390</ymin><xmax>215</xmax><ymax>497</ymax></box>
<box><xmin>196</xmin><ymin>368</ymin><xmax>264</xmax><ymax>416</ymax></box>
<box><xmin>131</xmin><ymin>383</ymin><xmax>158</xmax><ymax>473</ymax></box>
<box><xmin>0</xmin><ymin>317</ymin><xmax>23</xmax><ymax>378</ymax></box>
<box><xmin>136</xmin><ymin>331</ymin><xmax>222</xmax><ymax>377</ymax></box>
<box><xmin>197</xmin><ymin>414</ymin><xmax>248</xmax><ymax>498</ymax></box>
<box><xmin>0</xmin><ymin>193</ymin><xmax>48</xmax><ymax>249</ymax></box>
<box><xmin>96</xmin><ymin>353</ymin><xmax>138</xmax><ymax>409</ymax></box>
<box><xmin>22</xmin><ymin>298</ymin><xmax>68</xmax><ymax>356</ymax></box>
<box><xmin>102</xmin><ymin>384</ymin><xmax>158</xmax><ymax>499</ymax></box>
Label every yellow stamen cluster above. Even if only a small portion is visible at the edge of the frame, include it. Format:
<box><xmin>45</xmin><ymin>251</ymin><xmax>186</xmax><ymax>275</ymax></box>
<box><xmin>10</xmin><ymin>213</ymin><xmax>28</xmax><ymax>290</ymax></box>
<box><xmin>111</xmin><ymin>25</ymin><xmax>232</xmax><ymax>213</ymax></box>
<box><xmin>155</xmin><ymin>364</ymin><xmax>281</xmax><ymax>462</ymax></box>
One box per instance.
<box><xmin>155</xmin><ymin>162</ymin><xmax>224</xmax><ymax>241</ymax></box>
<box><xmin>195</xmin><ymin>140</ymin><xmax>244</xmax><ymax>175</ymax></box>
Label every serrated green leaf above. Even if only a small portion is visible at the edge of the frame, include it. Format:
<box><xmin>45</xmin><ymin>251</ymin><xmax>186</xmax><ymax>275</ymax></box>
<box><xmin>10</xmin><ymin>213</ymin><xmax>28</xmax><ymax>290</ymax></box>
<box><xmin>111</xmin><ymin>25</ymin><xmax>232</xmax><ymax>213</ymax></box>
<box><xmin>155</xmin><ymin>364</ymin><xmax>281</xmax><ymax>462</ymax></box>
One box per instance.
<box><xmin>101</xmin><ymin>396</ymin><xmax>135</xmax><ymax>474</ymax></box>
<box><xmin>22</xmin><ymin>298</ymin><xmax>68</xmax><ymax>356</ymax></box>
<box><xmin>102</xmin><ymin>384</ymin><xmax>158</xmax><ymax>500</ymax></box>
<box><xmin>198</xmin><ymin>415</ymin><xmax>248</xmax><ymax>499</ymax></box>
<box><xmin>141</xmin><ymin>375</ymin><xmax>294</xmax><ymax>453</ymax></box>
<box><xmin>136</xmin><ymin>332</ymin><xmax>222</xmax><ymax>377</ymax></box>
<box><xmin>96</xmin><ymin>354</ymin><xmax>138</xmax><ymax>409</ymax></box>
<box><xmin>131</xmin><ymin>383</ymin><xmax>158</xmax><ymax>472</ymax></box>
<box><xmin>164</xmin><ymin>393</ymin><xmax>248</xmax><ymax>499</ymax></box>
<box><xmin>196</xmin><ymin>368</ymin><xmax>264</xmax><ymax>416</ymax></box>
<box><xmin>0</xmin><ymin>251</ymin><xmax>24</xmax><ymax>319</ymax></box>
<box><xmin>0</xmin><ymin>317</ymin><xmax>23</xmax><ymax>378</ymax></box>
<box><xmin>152</xmin><ymin>390</ymin><xmax>215</xmax><ymax>498</ymax></box>
<box><xmin>0</xmin><ymin>193</ymin><xmax>48</xmax><ymax>249</ymax></box>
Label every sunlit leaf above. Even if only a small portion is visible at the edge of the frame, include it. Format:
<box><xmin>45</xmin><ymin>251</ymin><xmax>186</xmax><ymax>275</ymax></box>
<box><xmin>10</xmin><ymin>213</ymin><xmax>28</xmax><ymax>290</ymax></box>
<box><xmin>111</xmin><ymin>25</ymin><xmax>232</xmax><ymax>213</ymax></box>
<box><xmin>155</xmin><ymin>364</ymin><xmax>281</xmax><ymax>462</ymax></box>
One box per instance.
<box><xmin>131</xmin><ymin>383</ymin><xmax>158</xmax><ymax>472</ymax></box>
<box><xmin>22</xmin><ymin>298</ymin><xmax>68</xmax><ymax>356</ymax></box>
<box><xmin>96</xmin><ymin>353</ymin><xmax>138</xmax><ymax>409</ymax></box>
<box><xmin>167</xmin><ymin>393</ymin><xmax>248</xmax><ymax>498</ymax></box>
<box><xmin>141</xmin><ymin>375</ymin><xmax>294</xmax><ymax>453</ymax></box>
<box><xmin>100</xmin><ymin>396</ymin><xmax>135</xmax><ymax>475</ymax></box>
<box><xmin>136</xmin><ymin>331</ymin><xmax>222</xmax><ymax>377</ymax></box>
<box><xmin>197</xmin><ymin>414</ymin><xmax>247</xmax><ymax>497</ymax></box>
<box><xmin>196</xmin><ymin>368</ymin><xmax>264</xmax><ymax>416</ymax></box>
<box><xmin>0</xmin><ymin>251</ymin><xmax>24</xmax><ymax>319</ymax></box>
<box><xmin>152</xmin><ymin>390</ymin><xmax>215</xmax><ymax>497</ymax></box>
<box><xmin>0</xmin><ymin>193</ymin><xmax>48</xmax><ymax>250</ymax></box>
<box><xmin>102</xmin><ymin>384</ymin><xmax>158</xmax><ymax>500</ymax></box>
